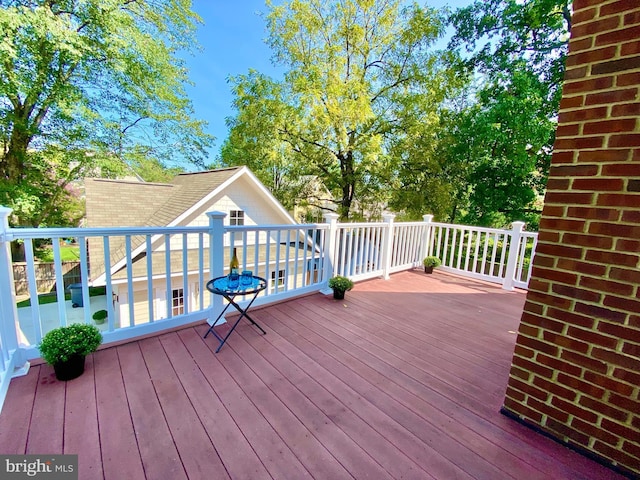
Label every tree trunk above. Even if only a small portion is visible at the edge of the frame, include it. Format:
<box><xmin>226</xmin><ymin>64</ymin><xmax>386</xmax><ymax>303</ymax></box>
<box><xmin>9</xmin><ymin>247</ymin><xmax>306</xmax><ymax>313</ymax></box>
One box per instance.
<box><xmin>337</xmin><ymin>150</ymin><xmax>356</xmax><ymax>221</ymax></box>
<box><xmin>2</xmin><ymin>123</ymin><xmax>32</xmax><ymax>182</ymax></box>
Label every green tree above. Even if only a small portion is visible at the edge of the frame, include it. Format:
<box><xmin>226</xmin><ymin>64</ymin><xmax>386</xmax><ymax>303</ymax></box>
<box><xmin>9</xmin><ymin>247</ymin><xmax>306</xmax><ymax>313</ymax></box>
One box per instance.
<box><xmin>126</xmin><ymin>156</ymin><xmax>185</xmax><ymax>184</ymax></box>
<box><xmin>221</xmin><ymin>0</ymin><xmax>460</xmax><ymax>221</ymax></box>
<box><xmin>0</xmin><ymin>0</ymin><xmax>213</xmax><ymax>226</ymax></box>
<box><xmin>387</xmin><ymin>101</ymin><xmax>470</xmax><ymax>222</ymax></box>
<box><xmin>220</xmin><ymin>70</ymin><xmax>304</xmax><ymax>211</ymax></box>
<box><xmin>393</xmin><ymin>0</ymin><xmax>570</xmax><ymax>227</ymax></box>
<box><xmin>445</xmin><ymin>0</ymin><xmax>571</xmax><ymax>227</ymax></box>
<box><xmin>458</xmin><ymin>67</ymin><xmax>556</xmax><ymax>227</ymax></box>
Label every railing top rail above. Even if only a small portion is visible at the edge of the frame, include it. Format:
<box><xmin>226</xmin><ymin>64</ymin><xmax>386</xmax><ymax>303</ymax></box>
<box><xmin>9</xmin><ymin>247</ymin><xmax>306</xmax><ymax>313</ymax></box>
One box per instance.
<box><xmin>393</xmin><ymin>221</ymin><xmax>428</xmax><ymax>227</ymax></box>
<box><xmin>336</xmin><ymin>222</ymin><xmax>386</xmax><ymax>228</ymax></box>
<box><xmin>429</xmin><ymin>221</ymin><xmax>538</xmax><ymax>236</ymax></box>
<box><xmin>6</xmin><ymin>225</ymin><xmax>211</xmax><ymax>240</ymax></box>
<box><xmin>5</xmin><ymin>221</ymin><xmax>539</xmax><ymax>241</ymax></box>
<box><xmin>226</xmin><ymin>223</ymin><xmax>329</xmax><ymax>232</ymax></box>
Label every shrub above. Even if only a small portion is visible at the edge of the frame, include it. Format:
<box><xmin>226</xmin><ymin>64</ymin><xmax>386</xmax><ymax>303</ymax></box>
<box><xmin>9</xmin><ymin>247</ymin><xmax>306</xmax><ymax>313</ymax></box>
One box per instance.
<box><xmin>92</xmin><ymin>309</ymin><xmax>108</xmax><ymax>324</ymax></box>
<box><xmin>422</xmin><ymin>256</ymin><xmax>442</xmax><ymax>268</ymax></box>
<box><xmin>328</xmin><ymin>275</ymin><xmax>354</xmax><ymax>292</ymax></box>
<box><xmin>39</xmin><ymin>323</ymin><xmax>102</xmax><ymax>365</ymax></box>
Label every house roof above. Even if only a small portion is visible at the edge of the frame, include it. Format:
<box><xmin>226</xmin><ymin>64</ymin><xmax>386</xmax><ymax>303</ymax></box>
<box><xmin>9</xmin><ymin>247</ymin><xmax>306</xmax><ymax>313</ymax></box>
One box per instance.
<box><xmin>84</xmin><ymin>166</ymin><xmax>298</xmax><ymax>284</ymax></box>
<box><xmin>85</xmin><ymin>167</ymin><xmax>242</xmax><ymax>228</ymax></box>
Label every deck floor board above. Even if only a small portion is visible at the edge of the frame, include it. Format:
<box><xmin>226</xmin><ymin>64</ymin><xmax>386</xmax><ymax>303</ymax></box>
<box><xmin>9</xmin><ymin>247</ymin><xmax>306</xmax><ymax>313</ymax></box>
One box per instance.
<box><xmin>118</xmin><ymin>341</ymin><xmax>187</xmax><ymax>480</ymax></box>
<box><xmin>94</xmin><ymin>347</ymin><xmax>146</xmax><ymax>479</ymax></box>
<box><xmin>268</xmin><ymin>301</ymin><xmax>515</xmax><ymax>480</ymax></box>
<box><xmin>276</xmin><ymin>300</ymin><xmax>547</xmax><ymax>479</ymax></box>
<box><xmin>26</xmin><ymin>364</ymin><xmax>65</xmax><ymax>454</ymax></box>
<box><xmin>0</xmin><ymin>271</ymin><xmax>627</xmax><ymax>480</ymax></box>
<box><xmin>63</xmin><ymin>355</ymin><xmax>103</xmax><ymax>480</ymax></box>
<box><xmin>231</xmin><ymin>329</ymin><xmax>398</xmax><ymax>479</ymax></box>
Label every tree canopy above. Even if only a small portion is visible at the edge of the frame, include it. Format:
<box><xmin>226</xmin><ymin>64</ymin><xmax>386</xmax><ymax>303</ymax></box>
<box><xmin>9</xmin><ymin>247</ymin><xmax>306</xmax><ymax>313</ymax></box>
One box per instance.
<box><xmin>391</xmin><ymin>0</ymin><xmax>570</xmax><ymax>227</ymax></box>
<box><xmin>222</xmin><ymin>0</ymin><xmax>570</xmax><ymax>227</ymax></box>
<box><xmin>0</xmin><ymin>0</ymin><xmax>213</xmax><ymax>226</ymax></box>
<box><xmin>445</xmin><ymin>0</ymin><xmax>570</xmax><ymax>227</ymax></box>
<box><xmin>221</xmin><ymin>0</ymin><xmax>463</xmax><ymax>221</ymax></box>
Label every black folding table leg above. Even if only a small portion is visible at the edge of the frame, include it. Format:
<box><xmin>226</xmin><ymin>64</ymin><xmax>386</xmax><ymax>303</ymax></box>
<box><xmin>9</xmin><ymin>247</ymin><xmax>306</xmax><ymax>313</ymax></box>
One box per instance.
<box><xmin>208</xmin><ymin>292</ymin><xmax>267</xmax><ymax>352</ymax></box>
<box><xmin>226</xmin><ymin>294</ymin><xmax>266</xmax><ymax>335</ymax></box>
<box><xmin>204</xmin><ymin>301</ymin><xmax>233</xmax><ymax>341</ymax></box>
<box><xmin>214</xmin><ymin>314</ymin><xmax>245</xmax><ymax>353</ymax></box>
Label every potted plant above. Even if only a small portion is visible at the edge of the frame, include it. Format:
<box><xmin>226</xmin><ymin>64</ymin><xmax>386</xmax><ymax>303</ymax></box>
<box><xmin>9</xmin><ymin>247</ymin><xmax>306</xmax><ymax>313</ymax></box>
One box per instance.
<box><xmin>422</xmin><ymin>256</ymin><xmax>442</xmax><ymax>274</ymax></box>
<box><xmin>328</xmin><ymin>275</ymin><xmax>354</xmax><ymax>300</ymax></box>
<box><xmin>92</xmin><ymin>309</ymin><xmax>108</xmax><ymax>325</ymax></box>
<box><xmin>38</xmin><ymin>323</ymin><xmax>102</xmax><ymax>381</ymax></box>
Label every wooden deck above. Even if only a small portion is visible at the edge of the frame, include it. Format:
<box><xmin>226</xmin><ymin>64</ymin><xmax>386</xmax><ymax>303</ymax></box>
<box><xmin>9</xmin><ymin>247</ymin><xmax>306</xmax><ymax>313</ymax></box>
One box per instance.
<box><xmin>0</xmin><ymin>271</ymin><xmax>625</xmax><ymax>480</ymax></box>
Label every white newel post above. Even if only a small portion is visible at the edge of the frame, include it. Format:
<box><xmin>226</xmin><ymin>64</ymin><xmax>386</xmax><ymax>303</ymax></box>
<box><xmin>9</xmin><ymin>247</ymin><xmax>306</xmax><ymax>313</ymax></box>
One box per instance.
<box><xmin>503</xmin><ymin>221</ymin><xmax>525</xmax><ymax>291</ymax></box>
<box><xmin>321</xmin><ymin>213</ymin><xmax>339</xmax><ymax>295</ymax></box>
<box><xmin>206</xmin><ymin>211</ymin><xmax>226</xmax><ymax>324</ymax></box>
<box><xmin>421</xmin><ymin>214</ymin><xmax>434</xmax><ymax>264</ymax></box>
<box><xmin>381</xmin><ymin>213</ymin><xmax>396</xmax><ymax>280</ymax></box>
<box><xmin>0</xmin><ymin>207</ymin><xmax>29</xmax><ymax>412</ymax></box>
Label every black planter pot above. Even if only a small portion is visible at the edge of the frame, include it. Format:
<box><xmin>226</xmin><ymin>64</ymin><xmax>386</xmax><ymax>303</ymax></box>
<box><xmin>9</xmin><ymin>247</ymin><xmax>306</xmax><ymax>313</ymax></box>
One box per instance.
<box><xmin>53</xmin><ymin>354</ymin><xmax>86</xmax><ymax>381</ymax></box>
<box><xmin>424</xmin><ymin>266</ymin><xmax>434</xmax><ymax>274</ymax></box>
<box><xmin>333</xmin><ymin>289</ymin><xmax>345</xmax><ymax>300</ymax></box>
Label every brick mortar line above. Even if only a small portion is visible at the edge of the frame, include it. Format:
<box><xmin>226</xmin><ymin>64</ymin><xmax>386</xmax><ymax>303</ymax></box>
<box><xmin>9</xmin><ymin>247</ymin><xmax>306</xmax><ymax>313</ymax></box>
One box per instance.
<box><xmin>509</xmin><ymin>359</ymin><xmax>637</xmax><ymax>413</ymax></box>
<box><xmin>517</xmin><ymin>316</ymin><xmax>639</xmax><ymax>351</ymax></box>
<box><xmin>505</xmin><ymin>383</ymin><xmax>632</xmax><ymax>439</ymax></box>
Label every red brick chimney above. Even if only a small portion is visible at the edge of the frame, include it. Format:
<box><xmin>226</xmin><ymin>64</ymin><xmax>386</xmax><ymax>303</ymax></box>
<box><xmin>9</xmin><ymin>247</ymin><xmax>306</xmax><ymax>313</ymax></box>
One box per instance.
<box><xmin>502</xmin><ymin>1</ymin><xmax>640</xmax><ymax>476</ymax></box>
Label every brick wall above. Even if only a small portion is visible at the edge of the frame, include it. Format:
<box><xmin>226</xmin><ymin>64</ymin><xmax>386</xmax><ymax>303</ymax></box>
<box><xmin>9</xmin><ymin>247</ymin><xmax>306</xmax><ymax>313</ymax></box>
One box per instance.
<box><xmin>502</xmin><ymin>0</ymin><xmax>640</xmax><ymax>476</ymax></box>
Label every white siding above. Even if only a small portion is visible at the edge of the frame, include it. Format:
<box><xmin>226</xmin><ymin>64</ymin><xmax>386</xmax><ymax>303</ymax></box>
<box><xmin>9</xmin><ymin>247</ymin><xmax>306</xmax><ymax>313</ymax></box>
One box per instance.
<box><xmin>160</xmin><ymin>175</ymin><xmax>291</xmax><ymax>251</ymax></box>
<box><xmin>116</xmin><ymin>274</ymin><xmax>211</xmax><ymax>326</ymax></box>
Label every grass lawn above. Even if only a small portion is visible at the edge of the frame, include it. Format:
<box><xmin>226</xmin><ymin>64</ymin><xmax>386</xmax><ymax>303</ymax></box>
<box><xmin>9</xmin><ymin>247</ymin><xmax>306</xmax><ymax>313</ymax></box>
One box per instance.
<box><xmin>17</xmin><ymin>286</ymin><xmax>106</xmax><ymax>308</ymax></box>
<box><xmin>36</xmin><ymin>245</ymin><xmax>81</xmax><ymax>262</ymax></box>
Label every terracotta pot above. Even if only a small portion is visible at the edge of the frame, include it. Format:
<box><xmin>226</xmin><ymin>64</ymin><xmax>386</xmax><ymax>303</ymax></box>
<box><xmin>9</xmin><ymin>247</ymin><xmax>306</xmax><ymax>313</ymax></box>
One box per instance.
<box><xmin>333</xmin><ymin>289</ymin><xmax>345</xmax><ymax>300</ymax></box>
<box><xmin>53</xmin><ymin>354</ymin><xmax>86</xmax><ymax>381</ymax></box>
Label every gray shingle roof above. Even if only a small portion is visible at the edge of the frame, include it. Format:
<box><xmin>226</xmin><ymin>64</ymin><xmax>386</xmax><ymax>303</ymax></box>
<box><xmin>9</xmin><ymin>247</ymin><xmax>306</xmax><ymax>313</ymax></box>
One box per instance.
<box><xmin>85</xmin><ymin>167</ymin><xmax>242</xmax><ymax>228</ymax></box>
<box><xmin>85</xmin><ymin>167</ymin><xmax>243</xmax><ymax>281</ymax></box>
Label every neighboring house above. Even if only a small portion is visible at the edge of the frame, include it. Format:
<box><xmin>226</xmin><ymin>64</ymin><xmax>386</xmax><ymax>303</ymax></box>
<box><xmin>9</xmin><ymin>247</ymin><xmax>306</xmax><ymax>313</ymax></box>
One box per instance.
<box><xmin>85</xmin><ymin>166</ymin><xmax>310</xmax><ymax>326</ymax></box>
<box><xmin>290</xmin><ymin>175</ymin><xmax>334</xmax><ymax>223</ymax></box>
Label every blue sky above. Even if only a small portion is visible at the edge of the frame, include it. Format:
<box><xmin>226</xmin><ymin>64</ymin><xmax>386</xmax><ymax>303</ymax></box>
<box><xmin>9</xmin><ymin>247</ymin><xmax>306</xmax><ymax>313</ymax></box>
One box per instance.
<box><xmin>182</xmin><ymin>0</ymin><xmax>472</xmax><ymax>161</ymax></box>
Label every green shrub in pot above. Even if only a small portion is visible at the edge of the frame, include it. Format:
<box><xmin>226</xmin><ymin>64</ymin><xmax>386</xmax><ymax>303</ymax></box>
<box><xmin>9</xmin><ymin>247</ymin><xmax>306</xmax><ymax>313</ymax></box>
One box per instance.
<box><xmin>328</xmin><ymin>275</ymin><xmax>354</xmax><ymax>299</ymax></box>
<box><xmin>39</xmin><ymin>323</ymin><xmax>102</xmax><ymax>380</ymax></box>
<box><xmin>422</xmin><ymin>256</ymin><xmax>442</xmax><ymax>273</ymax></box>
<box><xmin>92</xmin><ymin>309</ymin><xmax>108</xmax><ymax>325</ymax></box>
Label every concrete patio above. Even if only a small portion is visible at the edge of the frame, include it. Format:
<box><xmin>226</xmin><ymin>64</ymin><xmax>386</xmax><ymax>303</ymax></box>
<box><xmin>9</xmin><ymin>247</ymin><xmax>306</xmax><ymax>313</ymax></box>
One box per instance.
<box><xmin>16</xmin><ymin>295</ymin><xmax>110</xmax><ymax>345</ymax></box>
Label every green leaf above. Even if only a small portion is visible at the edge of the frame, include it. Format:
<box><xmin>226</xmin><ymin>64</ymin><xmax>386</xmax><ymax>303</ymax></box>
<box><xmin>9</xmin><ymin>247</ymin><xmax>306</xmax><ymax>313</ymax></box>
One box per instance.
<box><xmin>0</xmin><ymin>0</ymin><xmax>213</xmax><ymax>227</ymax></box>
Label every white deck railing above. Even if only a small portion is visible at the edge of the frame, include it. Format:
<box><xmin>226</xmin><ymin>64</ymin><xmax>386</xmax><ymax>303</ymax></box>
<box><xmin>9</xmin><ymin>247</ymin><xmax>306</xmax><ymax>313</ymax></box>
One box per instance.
<box><xmin>0</xmin><ymin>208</ymin><xmax>537</xmax><ymax>411</ymax></box>
<box><xmin>427</xmin><ymin>220</ymin><xmax>537</xmax><ymax>290</ymax></box>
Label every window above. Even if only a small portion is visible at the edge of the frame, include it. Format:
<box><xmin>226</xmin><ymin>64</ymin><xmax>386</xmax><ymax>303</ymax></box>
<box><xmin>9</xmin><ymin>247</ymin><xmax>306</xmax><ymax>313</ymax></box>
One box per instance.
<box><xmin>230</xmin><ymin>210</ymin><xmax>244</xmax><ymax>226</ymax></box>
<box><xmin>271</xmin><ymin>269</ymin><xmax>286</xmax><ymax>287</ymax></box>
<box><xmin>172</xmin><ymin>288</ymin><xmax>184</xmax><ymax>316</ymax></box>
